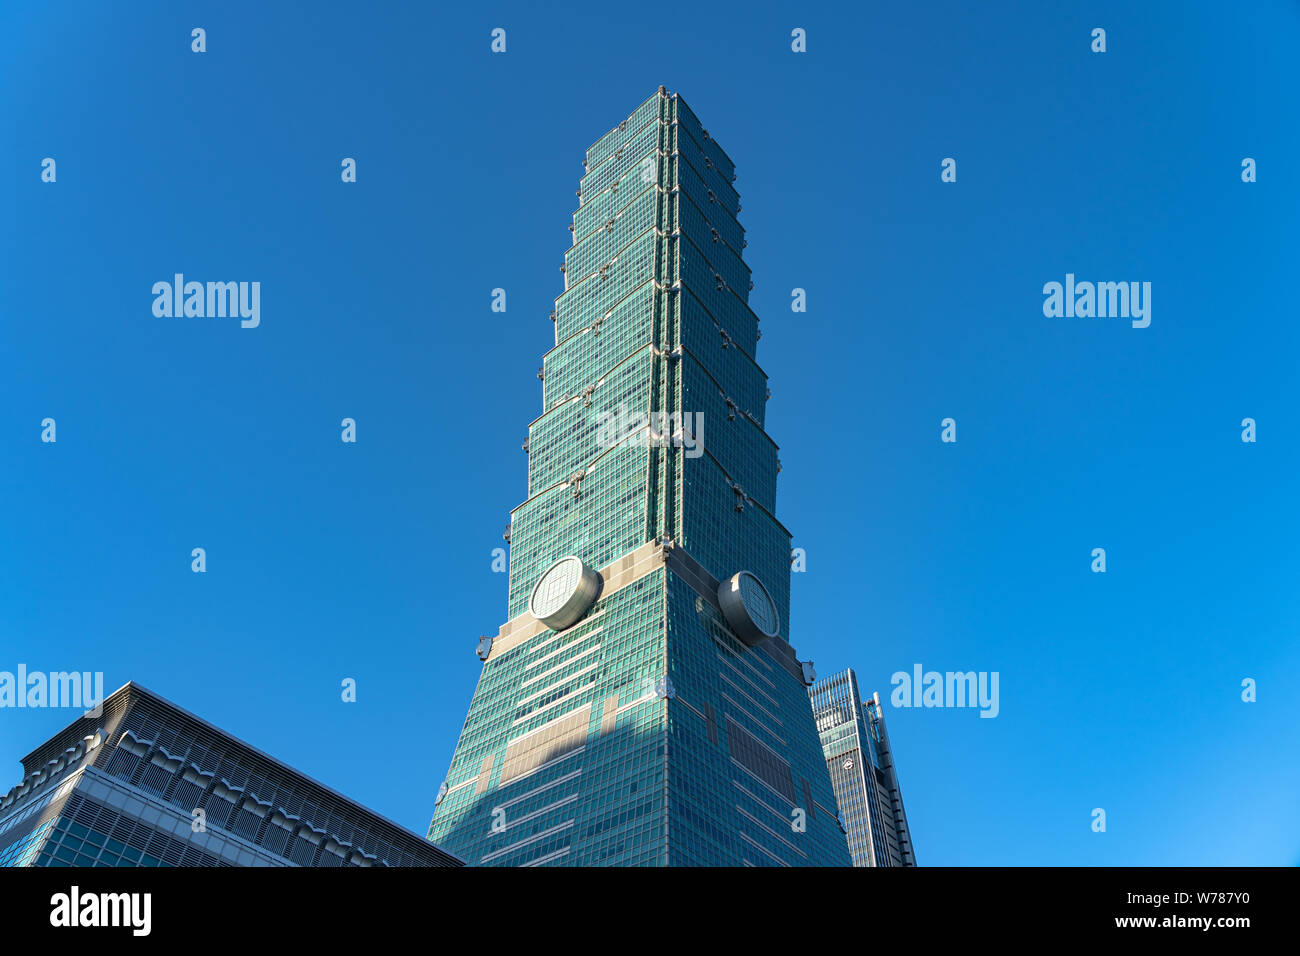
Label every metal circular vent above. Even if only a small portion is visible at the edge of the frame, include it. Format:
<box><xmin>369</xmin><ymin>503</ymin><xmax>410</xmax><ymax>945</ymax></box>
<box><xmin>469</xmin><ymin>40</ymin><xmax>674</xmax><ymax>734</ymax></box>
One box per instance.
<box><xmin>717</xmin><ymin>571</ymin><xmax>780</xmax><ymax>647</ymax></box>
<box><xmin>528</xmin><ymin>556</ymin><xmax>600</xmax><ymax>630</ymax></box>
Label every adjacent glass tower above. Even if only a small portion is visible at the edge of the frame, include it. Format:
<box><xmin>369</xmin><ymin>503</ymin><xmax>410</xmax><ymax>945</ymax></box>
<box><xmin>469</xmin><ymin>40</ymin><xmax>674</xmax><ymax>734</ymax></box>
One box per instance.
<box><xmin>428</xmin><ymin>89</ymin><xmax>850</xmax><ymax>866</ymax></box>
<box><xmin>809</xmin><ymin>669</ymin><xmax>917</xmax><ymax>867</ymax></box>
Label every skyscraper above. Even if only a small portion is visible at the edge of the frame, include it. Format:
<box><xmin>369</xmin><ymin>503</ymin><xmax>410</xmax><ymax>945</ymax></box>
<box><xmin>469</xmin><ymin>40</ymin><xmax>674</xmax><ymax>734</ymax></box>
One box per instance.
<box><xmin>0</xmin><ymin>682</ymin><xmax>462</xmax><ymax>868</ymax></box>
<box><xmin>809</xmin><ymin>669</ymin><xmax>916</xmax><ymax>867</ymax></box>
<box><xmin>428</xmin><ymin>88</ymin><xmax>851</xmax><ymax>866</ymax></box>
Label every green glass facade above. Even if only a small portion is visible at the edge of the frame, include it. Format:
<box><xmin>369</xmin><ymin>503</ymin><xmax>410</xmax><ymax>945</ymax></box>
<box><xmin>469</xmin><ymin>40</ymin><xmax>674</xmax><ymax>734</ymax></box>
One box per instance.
<box><xmin>428</xmin><ymin>89</ymin><xmax>850</xmax><ymax>866</ymax></box>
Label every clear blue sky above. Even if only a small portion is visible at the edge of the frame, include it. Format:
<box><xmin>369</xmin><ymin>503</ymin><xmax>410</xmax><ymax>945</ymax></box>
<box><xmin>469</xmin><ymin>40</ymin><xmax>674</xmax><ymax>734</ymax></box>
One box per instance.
<box><xmin>2</xmin><ymin>0</ymin><xmax>1297</xmax><ymax>866</ymax></box>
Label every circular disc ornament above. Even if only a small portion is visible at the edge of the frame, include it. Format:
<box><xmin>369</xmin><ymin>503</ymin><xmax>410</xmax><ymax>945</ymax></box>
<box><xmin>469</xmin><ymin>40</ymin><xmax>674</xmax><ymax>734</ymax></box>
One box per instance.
<box><xmin>529</xmin><ymin>556</ymin><xmax>600</xmax><ymax>630</ymax></box>
<box><xmin>717</xmin><ymin>570</ymin><xmax>780</xmax><ymax>647</ymax></box>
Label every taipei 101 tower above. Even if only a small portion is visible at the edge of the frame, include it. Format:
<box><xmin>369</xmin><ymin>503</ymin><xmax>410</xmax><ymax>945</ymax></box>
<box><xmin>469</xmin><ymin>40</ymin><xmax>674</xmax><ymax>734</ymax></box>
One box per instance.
<box><xmin>428</xmin><ymin>88</ymin><xmax>851</xmax><ymax>867</ymax></box>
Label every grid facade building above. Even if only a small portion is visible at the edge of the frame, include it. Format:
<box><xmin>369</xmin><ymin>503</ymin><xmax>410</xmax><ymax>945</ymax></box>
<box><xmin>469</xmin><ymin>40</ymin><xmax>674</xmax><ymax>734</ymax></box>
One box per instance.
<box><xmin>428</xmin><ymin>89</ymin><xmax>851</xmax><ymax>866</ymax></box>
<box><xmin>0</xmin><ymin>682</ymin><xmax>461</xmax><ymax>868</ymax></box>
<box><xmin>810</xmin><ymin>669</ymin><xmax>916</xmax><ymax>867</ymax></box>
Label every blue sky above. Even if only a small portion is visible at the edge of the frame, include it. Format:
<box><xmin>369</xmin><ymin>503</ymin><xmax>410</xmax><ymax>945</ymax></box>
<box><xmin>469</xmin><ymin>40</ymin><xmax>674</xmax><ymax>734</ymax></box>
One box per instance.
<box><xmin>2</xmin><ymin>0</ymin><xmax>1297</xmax><ymax>865</ymax></box>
